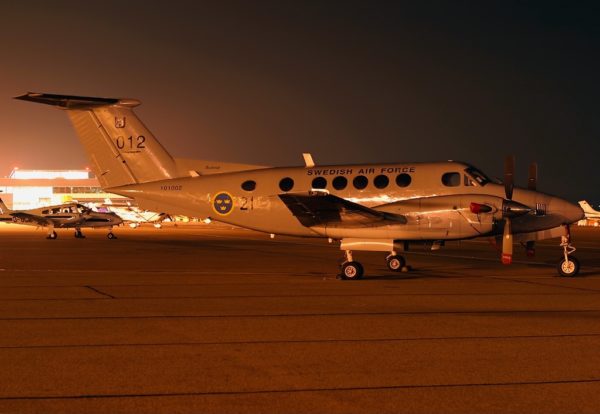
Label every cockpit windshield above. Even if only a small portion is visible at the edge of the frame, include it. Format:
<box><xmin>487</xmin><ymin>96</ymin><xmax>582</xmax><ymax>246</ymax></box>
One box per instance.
<box><xmin>464</xmin><ymin>166</ymin><xmax>496</xmax><ymax>186</ymax></box>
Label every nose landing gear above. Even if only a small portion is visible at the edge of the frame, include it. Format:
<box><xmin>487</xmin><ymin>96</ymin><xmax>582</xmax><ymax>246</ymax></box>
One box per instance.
<box><xmin>557</xmin><ymin>225</ymin><xmax>579</xmax><ymax>277</ymax></box>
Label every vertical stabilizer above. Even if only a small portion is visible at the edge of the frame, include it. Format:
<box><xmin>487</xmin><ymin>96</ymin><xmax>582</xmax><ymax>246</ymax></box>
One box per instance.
<box><xmin>578</xmin><ymin>200</ymin><xmax>598</xmax><ymax>215</ymax></box>
<box><xmin>0</xmin><ymin>198</ymin><xmax>11</xmax><ymax>214</ymax></box>
<box><xmin>15</xmin><ymin>93</ymin><xmax>179</xmax><ymax>188</ymax></box>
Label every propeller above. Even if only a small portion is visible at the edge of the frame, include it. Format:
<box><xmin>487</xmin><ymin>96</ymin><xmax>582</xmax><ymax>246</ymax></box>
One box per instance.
<box><xmin>504</xmin><ymin>155</ymin><xmax>515</xmax><ymax>200</ymax></box>
<box><xmin>501</xmin><ymin>155</ymin><xmax>534</xmax><ymax>265</ymax></box>
<box><xmin>500</xmin><ymin>155</ymin><xmax>514</xmax><ymax>265</ymax></box>
<box><xmin>528</xmin><ymin>162</ymin><xmax>537</xmax><ymax>191</ymax></box>
<box><xmin>501</xmin><ymin>217</ymin><xmax>513</xmax><ymax>265</ymax></box>
<box><xmin>526</xmin><ymin>162</ymin><xmax>538</xmax><ymax>256</ymax></box>
<box><xmin>499</xmin><ymin>157</ymin><xmax>541</xmax><ymax>264</ymax></box>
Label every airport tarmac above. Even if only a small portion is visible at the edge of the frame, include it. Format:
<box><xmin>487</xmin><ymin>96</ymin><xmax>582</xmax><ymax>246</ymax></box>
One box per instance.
<box><xmin>0</xmin><ymin>223</ymin><xmax>599</xmax><ymax>413</ymax></box>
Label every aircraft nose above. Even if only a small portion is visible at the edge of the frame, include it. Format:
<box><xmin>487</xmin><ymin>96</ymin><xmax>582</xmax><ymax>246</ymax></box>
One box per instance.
<box><xmin>548</xmin><ymin>197</ymin><xmax>585</xmax><ymax>224</ymax></box>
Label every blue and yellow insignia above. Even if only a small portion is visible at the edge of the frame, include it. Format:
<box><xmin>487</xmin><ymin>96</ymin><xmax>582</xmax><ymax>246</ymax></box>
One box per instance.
<box><xmin>212</xmin><ymin>192</ymin><xmax>234</xmax><ymax>216</ymax></box>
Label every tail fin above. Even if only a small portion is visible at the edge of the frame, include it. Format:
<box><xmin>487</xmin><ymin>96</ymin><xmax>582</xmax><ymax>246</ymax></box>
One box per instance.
<box><xmin>578</xmin><ymin>200</ymin><xmax>598</xmax><ymax>214</ymax></box>
<box><xmin>15</xmin><ymin>92</ymin><xmax>179</xmax><ymax>188</ymax></box>
<box><xmin>0</xmin><ymin>198</ymin><xmax>11</xmax><ymax>214</ymax></box>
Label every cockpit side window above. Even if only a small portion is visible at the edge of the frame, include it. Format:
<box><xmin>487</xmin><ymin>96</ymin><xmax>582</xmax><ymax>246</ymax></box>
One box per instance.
<box><xmin>464</xmin><ymin>167</ymin><xmax>493</xmax><ymax>186</ymax></box>
<box><xmin>441</xmin><ymin>172</ymin><xmax>461</xmax><ymax>187</ymax></box>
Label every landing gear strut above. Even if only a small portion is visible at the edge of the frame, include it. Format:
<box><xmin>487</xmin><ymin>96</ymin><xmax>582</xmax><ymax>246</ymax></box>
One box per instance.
<box><xmin>557</xmin><ymin>225</ymin><xmax>579</xmax><ymax>277</ymax></box>
<box><xmin>74</xmin><ymin>228</ymin><xmax>86</xmax><ymax>239</ymax></box>
<box><xmin>340</xmin><ymin>250</ymin><xmax>363</xmax><ymax>280</ymax></box>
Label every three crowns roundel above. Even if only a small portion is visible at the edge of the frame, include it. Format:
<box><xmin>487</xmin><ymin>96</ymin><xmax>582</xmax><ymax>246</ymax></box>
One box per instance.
<box><xmin>212</xmin><ymin>192</ymin><xmax>234</xmax><ymax>215</ymax></box>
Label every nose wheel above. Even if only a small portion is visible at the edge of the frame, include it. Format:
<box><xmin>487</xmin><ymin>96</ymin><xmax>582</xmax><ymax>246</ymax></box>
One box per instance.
<box><xmin>557</xmin><ymin>225</ymin><xmax>579</xmax><ymax>277</ymax></box>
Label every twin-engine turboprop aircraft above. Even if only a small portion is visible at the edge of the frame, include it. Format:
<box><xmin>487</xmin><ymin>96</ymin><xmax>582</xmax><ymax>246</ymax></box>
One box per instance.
<box><xmin>16</xmin><ymin>93</ymin><xmax>584</xmax><ymax>278</ymax></box>
<box><xmin>0</xmin><ymin>198</ymin><xmax>122</xmax><ymax>239</ymax></box>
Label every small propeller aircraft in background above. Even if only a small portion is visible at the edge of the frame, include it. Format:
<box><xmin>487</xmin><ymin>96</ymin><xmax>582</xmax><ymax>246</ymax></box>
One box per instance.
<box><xmin>16</xmin><ymin>93</ymin><xmax>585</xmax><ymax>277</ymax></box>
<box><xmin>0</xmin><ymin>198</ymin><xmax>123</xmax><ymax>239</ymax></box>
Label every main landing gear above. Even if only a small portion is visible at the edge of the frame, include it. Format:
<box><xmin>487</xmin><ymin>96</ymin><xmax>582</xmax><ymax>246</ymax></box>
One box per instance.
<box><xmin>557</xmin><ymin>225</ymin><xmax>579</xmax><ymax>277</ymax></box>
<box><xmin>46</xmin><ymin>230</ymin><xmax>57</xmax><ymax>240</ymax></box>
<box><xmin>386</xmin><ymin>253</ymin><xmax>406</xmax><ymax>271</ymax></box>
<box><xmin>339</xmin><ymin>251</ymin><xmax>409</xmax><ymax>280</ymax></box>
<box><xmin>340</xmin><ymin>250</ymin><xmax>364</xmax><ymax>280</ymax></box>
<box><xmin>72</xmin><ymin>228</ymin><xmax>117</xmax><ymax>240</ymax></box>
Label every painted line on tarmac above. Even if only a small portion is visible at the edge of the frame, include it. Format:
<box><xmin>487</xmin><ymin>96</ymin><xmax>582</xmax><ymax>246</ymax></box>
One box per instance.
<box><xmin>2</xmin><ymin>332</ymin><xmax>600</xmax><ymax>350</ymax></box>
<box><xmin>1</xmin><ymin>309</ymin><xmax>600</xmax><ymax>321</ymax></box>
<box><xmin>2</xmin><ymin>378</ymin><xmax>600</xmax><ymax>401</ymax></box>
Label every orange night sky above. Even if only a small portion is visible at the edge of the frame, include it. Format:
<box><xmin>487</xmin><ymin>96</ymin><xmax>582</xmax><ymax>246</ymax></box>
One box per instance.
<box><xmin>0</xmin><ymin>1</ymin><xmax>598</xmax><ymax>202</ymax></box>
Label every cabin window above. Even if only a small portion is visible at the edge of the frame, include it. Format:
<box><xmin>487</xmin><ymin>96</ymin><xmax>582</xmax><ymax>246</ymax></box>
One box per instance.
<box><xmin>374</xmin><ymin>175</ymin><xmax>389</xmax><ymax>189</ymax></box>
<box><xmin>332</xmin><ymin>176</ymin><xmax>348</xmax><ymax>190</ymax></box>
<box><xmin>42</xmin><ymin>210</ymin><xmax>49</xmax><ymax>214</ymax></box>
<box><xmin>353</xmin><ymin>175</ymin><xmax>368</xmax><ymax>190</ymax></box>
<box><xmin>241</xmin><ymin>180</ymin><xmax>256</xmax><ymax>191</ymax></box>
<box><xmin>396</xmin><ymin>173</ymin><xmax>412</xmax><ymax>187</ymax></box>
<box><xmin>279</xmin><ymin>177</ymin><xmax>294</xmax><ymax>192</ymax></box>
<box><xmin>442</xmin><ymin>172</ymin><xmax>461</xmax><ymax>187</ymax></box>
<box><xmin>312</xmin><ymin>177</ymin><xmax>327</xmax><ymax>189</ymax></box>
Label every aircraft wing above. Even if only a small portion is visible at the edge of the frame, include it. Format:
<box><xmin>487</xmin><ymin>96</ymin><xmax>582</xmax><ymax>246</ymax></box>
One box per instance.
<box><xmin>57</xmin><ymin>216</ymin><xmax>87</xmax><ymax>228</ymax></box>
<box><xmin>279</xmin><ymin>193</ymin><xmax>407</xmax><ymax>228</ymax></box>
<box><xmin>9</xmin><ymin>212</ymin><xmax>52</xmax><ymax>226</ymax></box>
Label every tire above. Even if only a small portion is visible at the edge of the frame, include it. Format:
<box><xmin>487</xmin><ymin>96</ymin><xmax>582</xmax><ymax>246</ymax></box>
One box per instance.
<box><xmin>107</xmin><ymin>232</ymin><xmax>116</xmax><ymax>239</ymax></box>
<box><xmin>386</xmin><ymin>255</ymin><xmax>405</xmax><ymax>271</ymax></box>
<box><xmin>47</xmin><ymin>231</ymin><xmax>57</xmax><ymax>240</ymax></box>
<box><xmin>341</xmin><ymin>261</ymin><xmax>364</xmax><ymax>280</ymax></box>
<box><xmin>557</xmin><ymin>256</ymin><xmax>580</xmax><ymax>277</ymax></box>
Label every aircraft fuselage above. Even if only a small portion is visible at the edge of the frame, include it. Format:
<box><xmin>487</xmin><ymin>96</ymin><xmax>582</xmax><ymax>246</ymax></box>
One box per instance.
<box><xmin>110</xmin><ymin>161</ymin><xmax>583</xmax><ymax>241</ymax></box>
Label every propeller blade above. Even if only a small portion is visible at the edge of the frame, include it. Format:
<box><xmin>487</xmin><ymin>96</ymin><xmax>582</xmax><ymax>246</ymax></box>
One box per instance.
<box><xmin>504</xmin><ymin>155</ymin><xmax>515</xmax><ymax>200</ymax></box>
<box><xmin>501</xmin><ymin>218</ymin><xmax>513</xmax><ymax>265</ymax></box>
<box><xmin>528</xmin><ymin>162</ymin><xmax>537</xmax><ymax>191</ymax></box>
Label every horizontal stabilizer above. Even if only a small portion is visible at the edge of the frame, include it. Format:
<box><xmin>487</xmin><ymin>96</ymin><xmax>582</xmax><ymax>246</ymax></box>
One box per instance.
<box><xmin>15</xmin><ymin>92</ymin><xmax>139</xmax><ymax>109</ymax></box>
